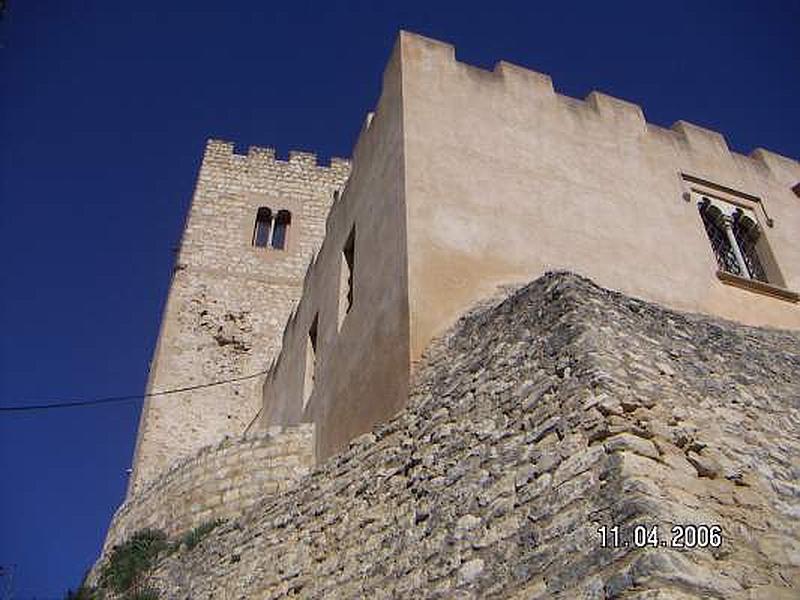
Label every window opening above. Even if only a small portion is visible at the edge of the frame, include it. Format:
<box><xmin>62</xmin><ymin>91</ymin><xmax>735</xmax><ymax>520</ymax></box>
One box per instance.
<box><xmin>252</xmin><ymin>207</ymin><xmax>291</xmax><ymax>250</ymax></box>
<box><xmin>697</xmin><ymin>197</ymin><xmax>770</xmax><ymax>283</ymax></box>
<box><xmin>338</xmin><ymin>226</ymin><xmax>355</xmax><ymax>329</ymax></box>
<box><xmin>731</xmin><ymin>213</ymin><xmax>767</xmax><ymax>283</ymax></box>
<box><xmin>271</xmin><ymin>210</ymin><xmax>291</xmax><ymax>250</ymax></box>
<box><xmin>253</xmin><ymin>207</ymin><xmax>272</xmax><ymax>248</ymax></box>
<box><xmin>698</xmin><ymin>200</ymin><xmax>742</xmax><ymax>276</ymax></box>
<box><xmin>302</xmin><ymin>314</ymin><xmax>318</xmax><ymax>410</ymax></box>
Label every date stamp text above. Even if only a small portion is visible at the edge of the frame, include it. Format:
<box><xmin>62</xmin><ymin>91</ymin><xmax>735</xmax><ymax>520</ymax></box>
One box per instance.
<box><xmin>597</xmin><ymin>524</ymin><xmax>723</xmax><ymax>549</ymax></box>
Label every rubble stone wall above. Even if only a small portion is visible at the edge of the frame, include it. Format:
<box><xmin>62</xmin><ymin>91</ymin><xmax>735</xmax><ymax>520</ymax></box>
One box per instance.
<box><xmin>136</xmin><ymin>272</ymin><xmax>799</xmax><ymax>598</ymax></box>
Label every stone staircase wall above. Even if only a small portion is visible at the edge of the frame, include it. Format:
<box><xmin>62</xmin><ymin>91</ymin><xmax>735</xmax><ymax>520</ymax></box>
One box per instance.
<box><xmin>102</xmin><ymin>424</ymin><xmax>313</xmax><ymax>555</ymax></box>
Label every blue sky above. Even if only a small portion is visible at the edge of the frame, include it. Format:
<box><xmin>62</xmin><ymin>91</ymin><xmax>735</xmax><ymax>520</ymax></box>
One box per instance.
<box><xmin>1</xmin><ymin>1</ymin><xmax>798</xmax><ymax>597</ymax></box>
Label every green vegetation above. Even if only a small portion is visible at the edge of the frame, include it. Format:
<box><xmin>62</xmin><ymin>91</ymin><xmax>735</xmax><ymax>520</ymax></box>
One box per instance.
<box><xmin>64</xmin><ymin>520</ymin><xmax>225</xmax><ymax>599</ymax></box>
<box><xmin>180</xmin><ymin>518</ymin><xmax>225</xmax><ymax>551</ymax></box>
<box><xmin>98</xmin><ymin>528</ymin><xmax>167</xmax><ymax>595</ymax></box>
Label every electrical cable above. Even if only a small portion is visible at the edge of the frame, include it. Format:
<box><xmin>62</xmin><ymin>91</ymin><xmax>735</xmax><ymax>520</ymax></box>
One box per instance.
<box><xmin>0</xmin><ymin>370</ymin><xmax>269</xmax><ymax>412</ymax></box>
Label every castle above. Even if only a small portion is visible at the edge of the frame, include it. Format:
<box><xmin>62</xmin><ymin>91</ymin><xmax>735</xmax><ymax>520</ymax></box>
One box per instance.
<box><xmin>101</xmin><ymin>31</ymin><xmax>799</xmax><ymax>572</ymax></box>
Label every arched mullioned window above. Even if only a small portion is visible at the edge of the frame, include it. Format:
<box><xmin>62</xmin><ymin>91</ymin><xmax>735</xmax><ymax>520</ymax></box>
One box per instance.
<box><xmin>698</xmin><ymin>197</ymin><xmax>771</xmax><ymax>283</ymax></box>
<box><xmin>252</xmin><ymin>207</ymin><xmax>292</xmax><ymax>250</ymax></box>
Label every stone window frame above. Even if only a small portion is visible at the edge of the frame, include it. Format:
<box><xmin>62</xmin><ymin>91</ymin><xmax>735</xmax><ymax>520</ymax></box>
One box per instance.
<box><xmin>682</xmin><ymin>174</ymin><xmax>798</xmax><ymax>302</ymax></box>
<box><xmin>252</xmin><ymin>206</ymin><xmax>292</xmax><ymax>251</ymax></box>
<box><xmin>697</xmin><ymin>198</ymin><xmax>767</xmax><ymax>281</ymax></box>
<box><xmin>245</xmin><ymin>193</ymin><xmax>303</xmax><ymax>258</ymax></box>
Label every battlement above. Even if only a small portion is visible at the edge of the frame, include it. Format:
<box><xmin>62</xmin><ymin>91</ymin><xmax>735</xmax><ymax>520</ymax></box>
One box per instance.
<box><xmin>398</xmin><ymin>31</ymin><xmax>798</xmax><ymax>181</ymax></box>
<box><xmin>203</xmin><ymin>139</ymin><xmax>351</xmax><ymax>174</ymax></box>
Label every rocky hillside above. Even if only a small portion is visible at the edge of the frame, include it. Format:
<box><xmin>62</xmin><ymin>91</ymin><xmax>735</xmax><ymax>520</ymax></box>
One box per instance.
<box><xmin>119</xmin><ymin>272</ymin><xmax>799</xmax><ymax>598</ymax></box>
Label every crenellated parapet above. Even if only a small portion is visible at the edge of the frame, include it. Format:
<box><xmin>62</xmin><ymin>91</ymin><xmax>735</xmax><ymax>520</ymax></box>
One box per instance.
<box><xmin>398</xmin><ymin>30</ymin><xmax>798</xmax><ymax>184</ymax></box>
<box><xmin>201</xmin><ymin>139</ymin><xmax>351</xmax><ymax>180</ymax></box>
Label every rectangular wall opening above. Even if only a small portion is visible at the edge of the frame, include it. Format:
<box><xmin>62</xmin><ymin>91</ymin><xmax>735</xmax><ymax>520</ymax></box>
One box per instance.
<box><xmin>338</xmin><ymin>226</ymin><xmax>355</xmax><ymax>331</ymax></box>
<box><xmin>302</xmin><ymin>314</ymin><xmax>318</xmax><ymax>411</ymax></box>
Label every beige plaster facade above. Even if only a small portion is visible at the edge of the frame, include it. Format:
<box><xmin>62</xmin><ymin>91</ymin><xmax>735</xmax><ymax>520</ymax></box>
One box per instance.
<box><xmin>129</xmin><ymin>31</ymin><xmax>799</xmax><ymax>494</ymax></box>
<box><xmin>259</xmin><ymin>46</ymin><xmax>411</xmax><ymax>460</ymax></box>
<box><xmin>258</xmin><ymin>31</ymin><xmax>799</xmax><ymax>461</ymax></box>
<box><xmin>401</xmin><ymin>34</ymin><xmax>799</xmax><ymax>359</ymax></box>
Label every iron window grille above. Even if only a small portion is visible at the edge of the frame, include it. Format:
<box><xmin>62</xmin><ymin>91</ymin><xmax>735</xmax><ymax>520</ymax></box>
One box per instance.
<box><xmin>698</xmin><ymin>200</ymin><xmax>742</xmax><ymax>276</ymax></box>
<box><xmin>731</xmin><ymin>212</ymin><xmax>768</xmax><ymax>283</ymax></box>
<box><xmin>697</xmin><ymin>197</ymin><xmax>768</xmax><ymax>283</ymax></box>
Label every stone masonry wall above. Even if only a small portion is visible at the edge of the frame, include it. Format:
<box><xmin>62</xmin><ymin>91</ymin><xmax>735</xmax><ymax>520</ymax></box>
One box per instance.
<box><xmin>102</xmin><ymin>424</ymin><xmax>313</xmax><ymax>556</ymax></box>
<box><xmin>128</xmin><ymin>140</ymin><xmax>349</xmax><ymax>494</ymax></box>
<box><xmin>135</xmin><ymin>272</ymin><xmax>799</xmax><ymax>598</ymax></box>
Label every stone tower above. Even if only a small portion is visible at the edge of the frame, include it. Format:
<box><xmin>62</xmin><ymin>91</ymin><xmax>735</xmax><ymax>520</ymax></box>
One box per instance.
<box><xmin>127</xmin><ymin>140</ymin><xmax>350</xmax><ymax>495</ymax></box>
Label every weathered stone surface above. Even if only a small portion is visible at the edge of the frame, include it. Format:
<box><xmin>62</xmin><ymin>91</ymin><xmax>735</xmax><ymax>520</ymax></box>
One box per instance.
<box><xmin>605</xmin><ymin>432</ymin><xmax>660</xmax><ymax>460</ymax></box>
<box><xmin>99</xmin><ymin>424</ymin><xmax>313</xmax><ymax>558</ymax></box>
<box><xmin>129</xmin><ymin>141</ymin><xmax>350</xmax><ymax>494</ymax></box>
<box><xmin>102</xmin><ymin>273</ymin><xmax>798</xmax><ymax>598</ymax></box>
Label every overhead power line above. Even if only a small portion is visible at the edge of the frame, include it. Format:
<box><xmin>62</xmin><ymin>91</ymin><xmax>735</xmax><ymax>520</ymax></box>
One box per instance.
<box><xmin>0</xmin><ymin>370</ymin><xmax>269</xmax><ymax>413</ymax></box>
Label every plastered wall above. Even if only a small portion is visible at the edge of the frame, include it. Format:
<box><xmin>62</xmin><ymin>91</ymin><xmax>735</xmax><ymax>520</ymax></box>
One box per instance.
<box><xmin>128</xmin><ymin>141</ymin><xmax>349</xmax><ymax>493</ymax></box>
<box><xmin>400</xmin><ymin>32</ymin><xmax>799</xmax><ymax>361</ymax></box>
<box><xmin>260</xmin><ymin>40</ymin><xmax>410</xmax><ymax>460</ymax></box>
<box><xmin>258</xmin><ymin>31</ymin><xmax>798</xmax><ymax>466</ymax></box>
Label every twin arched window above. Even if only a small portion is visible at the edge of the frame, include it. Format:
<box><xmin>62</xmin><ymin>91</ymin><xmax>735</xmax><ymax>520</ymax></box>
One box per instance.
<box><xmin>253</xmin><ymin>207</ymin><xmax>291</xmax><ymax>250</ymax></box>
<box><xmin>698</xmin><ymin>198</ymin><xmax>767</xmax><ymax>282</ymax></box>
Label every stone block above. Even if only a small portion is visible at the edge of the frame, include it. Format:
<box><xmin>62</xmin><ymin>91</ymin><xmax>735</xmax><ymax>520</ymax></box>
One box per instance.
<box><xmin>604</xmin><ymin>433</ymin><xmax>659</xmax><ymax>460</ymax></box>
